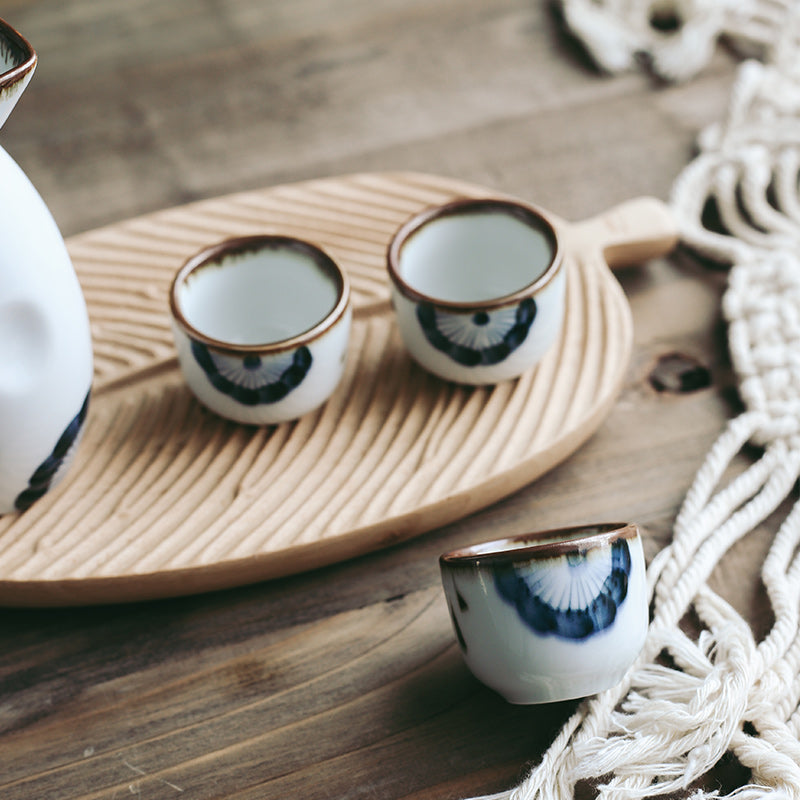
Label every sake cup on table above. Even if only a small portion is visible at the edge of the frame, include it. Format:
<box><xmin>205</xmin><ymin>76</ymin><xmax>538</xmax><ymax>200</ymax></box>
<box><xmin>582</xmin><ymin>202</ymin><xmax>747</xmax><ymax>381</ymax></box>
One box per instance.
<box><xmin>439</xmin><ymin>523</ymin><xmax>648</xmax><ymax>704</ymax></box>
<box><xmin>387</xmin><ymin>197</ymin><xmax>565</xmax><ymax>385</ymax></box>
<box><xmin>169</xmin><ymin>235</ymin><xmax>351</xmax><ymax>425</ymax></box>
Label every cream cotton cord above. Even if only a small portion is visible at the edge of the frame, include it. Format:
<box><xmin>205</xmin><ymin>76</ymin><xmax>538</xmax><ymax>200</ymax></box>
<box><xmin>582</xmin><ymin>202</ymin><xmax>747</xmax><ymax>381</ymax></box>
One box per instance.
<box><xmin>464</xmin><ymin>2</ymin><xmax>800</xmax><ymax>798</ymax></box>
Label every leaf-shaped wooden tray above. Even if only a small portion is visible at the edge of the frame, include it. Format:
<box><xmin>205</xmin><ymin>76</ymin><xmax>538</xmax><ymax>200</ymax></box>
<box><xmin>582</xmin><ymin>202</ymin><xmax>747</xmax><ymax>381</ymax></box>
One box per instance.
<box><xmin>0</xmin><ymin>172</ymin><xmax>676</xmax><ymax>606</ymax></box>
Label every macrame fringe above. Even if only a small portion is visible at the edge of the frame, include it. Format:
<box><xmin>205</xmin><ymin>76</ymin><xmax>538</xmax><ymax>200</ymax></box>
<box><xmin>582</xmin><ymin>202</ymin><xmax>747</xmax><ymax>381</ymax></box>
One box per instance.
<box><xmin>559</xmin><ymin>0</ymin><xmax>800</xmax><ymax>83</ymax></box>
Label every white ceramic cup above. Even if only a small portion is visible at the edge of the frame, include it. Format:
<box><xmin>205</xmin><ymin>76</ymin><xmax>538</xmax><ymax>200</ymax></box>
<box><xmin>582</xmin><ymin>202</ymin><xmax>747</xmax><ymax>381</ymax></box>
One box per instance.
<box><xmin>439</xmin><ymin>523</ymin><xmax>648</xmax><ymax>704</ymax></box>
<box><xmin>387</xmin><ymin>197</ymin><xmax>565</xmax><ymax>385</ymax></box>
<box><xmin>170</xmin><ymin>235</ymin><xmax>351</xmax><ymax>425</ymax></box>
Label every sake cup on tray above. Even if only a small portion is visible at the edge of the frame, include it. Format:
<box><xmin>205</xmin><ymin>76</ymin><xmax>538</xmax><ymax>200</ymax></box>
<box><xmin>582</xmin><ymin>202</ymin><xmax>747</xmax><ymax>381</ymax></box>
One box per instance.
<box><xmin>439</xmin><ymin>523</ymin><xmax>648</xmax><ymax>704</ymax></box>
<box><xmin>169</xmin><ymin>235</ymin><xmax>351</xmax><ymax>425</ymax></box>
<box><xmin>387</xmin><ymin>197</ymin><xmax>565</xmax><ymax>385</ymax></box>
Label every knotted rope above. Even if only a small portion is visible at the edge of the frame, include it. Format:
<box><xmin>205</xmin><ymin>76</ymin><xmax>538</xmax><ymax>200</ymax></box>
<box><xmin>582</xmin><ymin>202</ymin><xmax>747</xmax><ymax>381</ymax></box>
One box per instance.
<box><xmin>466</xmin><ymin>3</ymin><xmax>800</xmax><ymax>797</ymax></box>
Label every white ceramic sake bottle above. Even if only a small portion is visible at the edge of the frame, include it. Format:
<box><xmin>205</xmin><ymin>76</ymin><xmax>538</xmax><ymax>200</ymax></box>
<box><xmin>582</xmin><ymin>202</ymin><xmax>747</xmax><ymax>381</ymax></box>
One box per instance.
<box><xmin>0</xmin><ymin>19</ymin><xmax>93</xmax><ymax>513</ymax></box>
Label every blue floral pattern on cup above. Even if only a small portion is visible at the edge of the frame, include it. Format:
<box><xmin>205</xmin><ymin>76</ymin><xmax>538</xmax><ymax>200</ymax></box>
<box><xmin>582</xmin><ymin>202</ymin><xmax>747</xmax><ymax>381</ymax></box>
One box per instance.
<box><xmin>416</xmin><ymin>298</ymin><xmax>536</xmax><ymax>367</ymax></box>
<box><xmin>494</xmin><ymin>538</ymin><xmax>632</xmax><ymax>640</ymax></box>
<box><xmin>191</xmin><ymin>340</ymin><xmax>312</xmax><ymax>406</ymax></box>
<box><xmin>15</xmin><ymin>390</ymin><xmax>90</xmax><ymax>512</ymax></box>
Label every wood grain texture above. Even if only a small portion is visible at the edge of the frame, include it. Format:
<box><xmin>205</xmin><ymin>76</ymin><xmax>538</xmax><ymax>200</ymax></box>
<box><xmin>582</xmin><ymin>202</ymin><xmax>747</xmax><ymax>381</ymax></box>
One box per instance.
<box><xmin>0</xmin><ymin>172</ymin><xmax>676</xmax><ymax>606</ymax></box>
<box><xmin>0</xmin><ymin>586</ymin><xmax>577</xmax><ymax>799</ymax></box>
<box><xmin>0</xmin><ymin>1</ymin><xmax>757</xmax><ymax>798</ymax></box>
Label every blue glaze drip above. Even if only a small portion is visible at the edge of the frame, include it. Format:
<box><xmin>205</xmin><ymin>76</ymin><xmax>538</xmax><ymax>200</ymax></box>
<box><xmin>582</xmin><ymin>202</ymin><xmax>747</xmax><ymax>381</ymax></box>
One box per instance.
<box><xmin>15</xmin><ymin>390</ymin><xmax>91</xmax><ymax>512</ymax></box>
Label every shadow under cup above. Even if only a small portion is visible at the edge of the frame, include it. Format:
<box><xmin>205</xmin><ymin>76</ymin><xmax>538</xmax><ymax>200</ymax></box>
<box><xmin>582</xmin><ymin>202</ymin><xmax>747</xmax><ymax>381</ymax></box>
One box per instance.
<box><xmin>387</xmin><ymin>198</ymin><xmax>565</xmax><ymax>385</ymax></box>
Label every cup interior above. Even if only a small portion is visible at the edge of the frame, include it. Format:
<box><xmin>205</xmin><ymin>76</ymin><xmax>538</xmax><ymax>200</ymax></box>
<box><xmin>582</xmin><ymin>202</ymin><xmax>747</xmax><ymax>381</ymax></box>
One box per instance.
<box><xmin>0</xmin><ymin>19</ymin><xmax>36</xmax><ymax>130</ymax></box>
<box><xmin>172</xmin><ymin>237</ymin><xmax>346</xmax><ymax>347</ymax></box>
<box><xmin>390</xmin><ymin>199</ymin><xmax>559</xmax><ymax>304</ymax></box>
<box><xmin>440</xmin><ymin>523</ymin><xmax>636</xmax><ymax>565</ymax></box>
<box><xmin>0</xmin><ymin>19</ymin><xmax>35</xmax><ymax>77</ymax></box>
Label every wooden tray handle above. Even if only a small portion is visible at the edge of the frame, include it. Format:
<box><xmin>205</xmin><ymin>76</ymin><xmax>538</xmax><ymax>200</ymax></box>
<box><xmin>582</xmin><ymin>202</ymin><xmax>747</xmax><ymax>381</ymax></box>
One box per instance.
<box><xmin>563</xmin><ymin>196</ymin><xmax>680</xmax><ymax>269</ymax></box>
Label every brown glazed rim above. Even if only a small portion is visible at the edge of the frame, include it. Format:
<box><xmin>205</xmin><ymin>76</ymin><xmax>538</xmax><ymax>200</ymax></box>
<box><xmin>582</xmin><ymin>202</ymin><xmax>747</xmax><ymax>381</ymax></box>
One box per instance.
<box><xmin>169</xmin><ymin>234</ymin><xmax>350</xmax><ymax>355</ymax></box>
<box><xmin>439</xmin><ymin>523</ymin><xmax>640</xmax><ymax>567</ymax></box>
<box><xmin>387</xmin><ymin>197</ymin><xmax>563</xmax><ymax>311</ymax></box>
<box><xmin>0</xmin><ymin>18</ymin><xmax>36</xmax><ymax>89</ymax></box>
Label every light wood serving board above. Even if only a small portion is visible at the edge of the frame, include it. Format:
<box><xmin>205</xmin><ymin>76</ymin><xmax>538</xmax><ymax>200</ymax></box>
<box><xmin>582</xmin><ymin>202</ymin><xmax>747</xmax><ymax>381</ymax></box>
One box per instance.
<box><xmin>0</xmin><ymin>173</ymin><xmax>677</xmax><ymax>606</ymax></box>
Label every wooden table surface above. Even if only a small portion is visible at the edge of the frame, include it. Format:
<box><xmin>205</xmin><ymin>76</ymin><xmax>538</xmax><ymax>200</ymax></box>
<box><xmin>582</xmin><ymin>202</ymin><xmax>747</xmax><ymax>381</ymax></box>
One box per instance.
<box><xmin>0</xmin><ymin>2</ymin><xmax>766</xmax><ymax>797</ymax></box>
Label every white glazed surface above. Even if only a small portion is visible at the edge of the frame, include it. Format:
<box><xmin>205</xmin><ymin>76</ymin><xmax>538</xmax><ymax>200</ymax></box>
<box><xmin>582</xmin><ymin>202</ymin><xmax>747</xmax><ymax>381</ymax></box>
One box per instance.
<box><xmin>440</xmin><ymin>533</ymin><xmax>648</xmax><ymax>704</ymax></box>
<box><xmin>391</xmin><ymin>264</ymin><xmax>565</xmax><ymax>385</ymax></box>
<box><xmin>171</xmin><ymin>309</ymin><xmax>351</xmax><ymax>425</ymax></box>
<box><xmin>171</xmin><ymin>243</ymin><xmax>351</xmax><ymax>425</ymax></box>
<box><xmin>0</xmin><ymin>145</ymin><xmax>94</xmax><ymax>513</ymax></box>
<box><xmin>398</xmin><ymin>212</ymin><xmax>555</xmax><ymax>302</ymax></box>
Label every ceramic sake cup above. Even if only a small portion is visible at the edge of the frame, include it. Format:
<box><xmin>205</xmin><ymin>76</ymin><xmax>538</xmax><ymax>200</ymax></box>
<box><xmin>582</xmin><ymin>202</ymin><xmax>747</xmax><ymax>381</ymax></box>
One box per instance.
<box><xmin>170</xmin><ymin>235</ymin><xmax>351</xmax><ymax>425</ymax></box>
<box><xmin>440</xmin><ymin>523</ymin><xmax>648</xmax><ymax>704</ymax></box>
<box><xmin>387</xmin><ymin>197</ymin><xmax>565</xmax><ymax>385</ymax></box>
